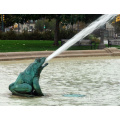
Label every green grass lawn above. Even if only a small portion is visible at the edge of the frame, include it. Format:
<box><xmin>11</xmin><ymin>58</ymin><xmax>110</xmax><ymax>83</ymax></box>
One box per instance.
<box><xmin>0</xmin><ymin>40</ymin><xmax>61</xmax><ymax>52</ymax></box>
<box><xmin>105</xmin><ymin>44</ymin><xmax>120</xmax><ymax>49</ymax></box>
<box><xmin>1</xmin><ymin>40</ymin><xmax>119</xmax><ymax>52</ymax></box>
<box><xmin>0</xmin><ymin>40</ymin><xmax>98</xmax><ymax>52</ymax></box>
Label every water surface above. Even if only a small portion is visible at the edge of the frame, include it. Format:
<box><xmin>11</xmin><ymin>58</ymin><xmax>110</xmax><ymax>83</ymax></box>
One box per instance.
<box><xmin>0</xmin><ymin>56</ymin><xmax>120</xmax><ymax>106</ymax></box>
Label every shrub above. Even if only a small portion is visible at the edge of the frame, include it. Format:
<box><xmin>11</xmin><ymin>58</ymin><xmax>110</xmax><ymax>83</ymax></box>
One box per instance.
<box><xmin>30</xmin><ymin>31</ymin><xmax>41</xmax><ymax>40</ymax></box>
<box><xmin>0</xmin><ymin>31</ymin><xmax>3</xmax><ymax>39</ymax></box>
<box><xmin>59</xmin><ymin>30</ymin><xmax>77</xmax><ymax>40</ymax></box>
<box><xmin>88</xmin><ymin>34</ymin><xmax>100</xmax><ymax>44</ymax></box>
<box><xmin>41</xmin><ymin>31</ymin><xmax>54</xmax><ymax>40</ymax></box>
<box><xmin>2</xmin><ymin>30</ymin><xmax>17</xmax><ymax>40</ymax></box>
<box><xmin>0</xmin><ymin>30</ymin><xmax>54</xmax><ymax>40</ymax></box>
<box><xmin>0</xmin><ymin>29</ymin><xmax>79</xmax><ymax>41</ymax></box>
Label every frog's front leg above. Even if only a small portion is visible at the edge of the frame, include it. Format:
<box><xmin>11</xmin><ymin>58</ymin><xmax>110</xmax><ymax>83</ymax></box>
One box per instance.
<box><xmin>33</xmin><ymin>77</ymin><xmax>44</xmax><ymax>96</ymax></box>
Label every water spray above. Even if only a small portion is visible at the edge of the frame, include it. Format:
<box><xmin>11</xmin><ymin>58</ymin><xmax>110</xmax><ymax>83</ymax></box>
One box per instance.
<box><xmin>45</xmin><ymin>14</ymin><xmax>117</xmax><ymax>63</ymax></box>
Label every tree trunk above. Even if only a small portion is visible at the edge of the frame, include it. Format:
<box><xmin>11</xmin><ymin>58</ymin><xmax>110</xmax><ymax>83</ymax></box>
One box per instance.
<box><xmin>71</xmin><ymin>23</ymin><xmax>73</xmax><ymax>32</ymax></box>
<box><xmin>53</xmin><ymin>17</ymin><xmax>59</xmax><ymax>46</ymax></box>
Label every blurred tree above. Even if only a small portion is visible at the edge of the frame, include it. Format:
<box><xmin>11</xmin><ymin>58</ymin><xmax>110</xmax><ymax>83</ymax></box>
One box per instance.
<box><xmin>112</xmin><ymin>14</ymin><xmax>120</xmax><ymax>33</ymax></box>
<box><xmin>44</xmin><ymin>14</ymin><xmax>102</xmax><ymax>46</ymax></box>
<box><xmin>35</xmin><ymin>19</ymin><xmax>55</xmax><ymax>31</ymax></box>
<box><xmin>2</xmin><ymin>14</ymin><xmax>16</xmax><ymax>27</ymax></box>
<box><xmin>3</xmin><ymin>14</ymin><xmax>102</xmax><ymax>46</ymax></box>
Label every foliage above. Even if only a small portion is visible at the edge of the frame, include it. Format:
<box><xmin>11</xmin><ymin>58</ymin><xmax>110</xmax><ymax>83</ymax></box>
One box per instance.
<box><xmin>59</xmin><ymin>30</ymin><xmax>77</xmax><ymax>39</ymax></box>
<box><xmin>44</xmin><ymin>14</ymin><xmax>102</xmax><ymax>45</ymax></box>
<box><xmin>1</xmin><ymin>14</ymin><xmax>102</xmax><ymax>46</ymax></box>
<box><xmin>0</xmin><ymin>30</ymin><xmax>17</xmax><ymax>40</ymax></box>
<box><xmin>0</xmin><ymin>30</ymin><xmax>77</xmax><ymax>40</ymax></box>
<box><xmin>112</xmin><ymin>20</ymin><xmax>120</xmax><ymax>34</ymax></box>
<box><xmin>1</xmin><ymin>14</ymin><xmax>16</xmax><ymax>27</ymax></box>
<box><xmin>88</xmin><ymin>34</ymin><xmax>100</xmax><ymax>43</ymax></box>
<box><xmin>0</xmin><ymin>30</ymin><xmax>54</xmax><ymax>40</ymax></box>
<box><xmin>0</xmin><ymin>30</ymin><xmax>101</xmax><ymax>43</ymax></box>
<box><xmin>41</xmin><ymin>31</ymin><xmax>54</xmax><ymax>40</ymax></box>
<box><xmin>2</xmin><ymin>14</ymin><xmax>102</xmax><ymax>28</ymax></box>
<box><xmin>83</xmin><ymin>14</ymin><xmax>102</xmax><ymax>23</ymax></box>
<box><xmin>35</xmin><ymin>19</ymin><xmax>55</xmax><ymax>31</ymax></box>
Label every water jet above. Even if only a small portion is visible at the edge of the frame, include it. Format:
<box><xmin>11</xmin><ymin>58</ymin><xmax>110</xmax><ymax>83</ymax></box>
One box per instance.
<box><xmin>45</xmin><ymin>14</ymin><xmax>117</xmax><ymax>62</ymax></box>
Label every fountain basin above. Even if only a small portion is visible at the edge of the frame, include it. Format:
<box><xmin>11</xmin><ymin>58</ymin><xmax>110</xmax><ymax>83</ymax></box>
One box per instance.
<box><xmin>0</xmin><ymin>56</ymin><xmax>120</xmax><ymax>106</ymax></box>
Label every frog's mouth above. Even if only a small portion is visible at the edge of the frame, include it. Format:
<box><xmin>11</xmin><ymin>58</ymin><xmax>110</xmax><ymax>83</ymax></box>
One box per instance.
<box><xmin>42</xmin><ymin>63</ymin><xmax>48</xmax><ymax>67</ymax></box>
<box><xmin>40</xmin><ymin>58</ymin><xmax>48</xmax><ymax>68</ymax></box>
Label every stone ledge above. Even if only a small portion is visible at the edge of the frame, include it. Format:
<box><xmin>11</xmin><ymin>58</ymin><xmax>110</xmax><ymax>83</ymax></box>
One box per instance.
<box><xmin>0</xmin><ymin>48</ymin><xmax>120</xmax><ymax>61</ymax></box>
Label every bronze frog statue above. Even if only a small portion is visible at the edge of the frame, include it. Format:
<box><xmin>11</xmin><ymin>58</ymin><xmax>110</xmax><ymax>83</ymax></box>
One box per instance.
<box><xmin>9</xmin><ymin>57</ymin><xmax>48</xmax><ymax>97</ymax></box>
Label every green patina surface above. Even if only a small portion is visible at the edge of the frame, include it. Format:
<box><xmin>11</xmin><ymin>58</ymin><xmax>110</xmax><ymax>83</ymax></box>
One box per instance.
<box><xmin>9</xmin><ymin>57</ymin><xmax>48</xmax><ymax>97</ymax></box>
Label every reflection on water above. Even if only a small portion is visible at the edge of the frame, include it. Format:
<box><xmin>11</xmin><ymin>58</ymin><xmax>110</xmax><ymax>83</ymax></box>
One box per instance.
<box><xmin>0</xmin><ymin>56</ymin><xmax>120</xmax><ymax>106</ymax></box>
